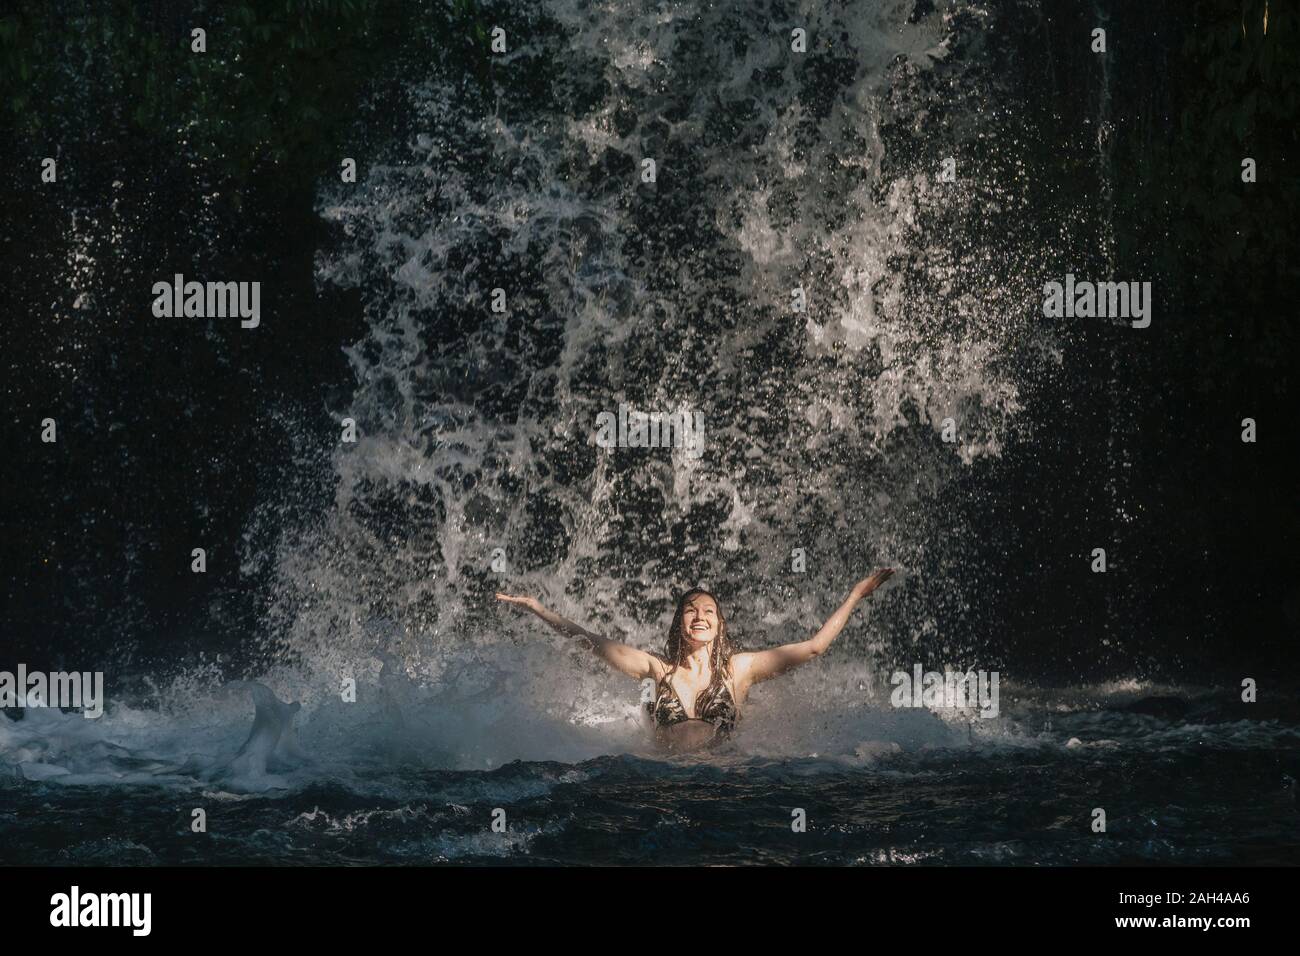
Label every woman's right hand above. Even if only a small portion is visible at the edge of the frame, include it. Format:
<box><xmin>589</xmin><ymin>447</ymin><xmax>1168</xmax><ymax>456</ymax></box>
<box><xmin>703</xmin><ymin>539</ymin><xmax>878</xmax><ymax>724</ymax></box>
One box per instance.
<box><xmin>496</xmin><ymin>593</ymin><xmax>667</xmax><ymax>682</ymax></box>
<box><xmin>496</xmin><ymin>593</ymin><xmax>541</xmax><ymax>613</ymax></box>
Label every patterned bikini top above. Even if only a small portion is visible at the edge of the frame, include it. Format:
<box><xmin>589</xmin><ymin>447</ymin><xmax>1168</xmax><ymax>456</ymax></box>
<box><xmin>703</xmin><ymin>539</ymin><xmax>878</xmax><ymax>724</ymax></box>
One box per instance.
<box><xmin>646</xmin><ymin>667</ymin><xmax>738</xmax><ymax>735</ymax></box>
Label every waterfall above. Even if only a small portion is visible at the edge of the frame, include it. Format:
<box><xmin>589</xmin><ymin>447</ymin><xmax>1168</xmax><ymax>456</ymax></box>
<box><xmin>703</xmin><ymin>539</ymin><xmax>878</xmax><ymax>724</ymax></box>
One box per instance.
<box><xmin>1093</xmin><ymin>0</ymin><xmax>1134</xmax><ymax>659</ymax></box>
<box><xmin>260</xmin><ymin>0</ymin><xmax>1085</xmax><ymax>736</ymax></box>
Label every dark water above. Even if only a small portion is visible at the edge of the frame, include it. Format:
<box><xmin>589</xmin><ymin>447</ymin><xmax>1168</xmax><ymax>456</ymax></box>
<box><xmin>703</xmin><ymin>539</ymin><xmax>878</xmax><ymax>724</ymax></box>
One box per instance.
<box><xmin>4</xmin><ymin>685</ymin><xmax>1297</xmax><ymax>865</ymax></box>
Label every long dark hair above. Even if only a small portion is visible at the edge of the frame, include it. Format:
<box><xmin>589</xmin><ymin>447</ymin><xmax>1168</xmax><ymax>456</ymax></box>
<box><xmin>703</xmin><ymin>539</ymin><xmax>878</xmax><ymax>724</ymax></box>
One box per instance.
<box><xmin>662</xmin><ymin>588</ymin><xmax>736</xmax><ymax>681</ymax></box>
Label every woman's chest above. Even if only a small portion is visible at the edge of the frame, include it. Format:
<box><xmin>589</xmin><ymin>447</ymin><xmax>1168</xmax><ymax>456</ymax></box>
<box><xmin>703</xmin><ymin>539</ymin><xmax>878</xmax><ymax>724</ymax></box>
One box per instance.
<box><xmin>664</xmin><ymin>673</ymin><xmax>739</xmax><ymax>717</ymax></box>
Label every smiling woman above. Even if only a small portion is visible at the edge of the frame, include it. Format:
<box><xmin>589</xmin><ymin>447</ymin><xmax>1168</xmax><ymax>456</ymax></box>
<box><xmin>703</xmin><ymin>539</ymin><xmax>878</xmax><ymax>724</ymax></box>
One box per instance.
<box><xmin>496</xmin><ymin>569</ymin><xmax>894</xmax><ymax>753</ymax></box>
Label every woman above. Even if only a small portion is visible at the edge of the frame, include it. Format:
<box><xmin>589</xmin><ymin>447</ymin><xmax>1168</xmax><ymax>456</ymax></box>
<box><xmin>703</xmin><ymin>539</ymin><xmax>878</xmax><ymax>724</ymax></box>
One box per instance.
<box><xmin>497</xmin><ymin>568</ymin><xmax>894</xmax><ymax>752</ymax></box>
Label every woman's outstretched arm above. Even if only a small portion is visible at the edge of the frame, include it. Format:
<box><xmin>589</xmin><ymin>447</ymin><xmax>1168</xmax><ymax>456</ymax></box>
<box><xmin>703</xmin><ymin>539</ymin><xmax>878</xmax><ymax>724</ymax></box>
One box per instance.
<box><xmin>496</xmin><ymin>593</ymin><xmax>663</xmax><ymax>681</ymax></box>
<box><xmin>733</xmin><ymin>569</ymin><xmax>894</xmax><ymax>686</ymax></box>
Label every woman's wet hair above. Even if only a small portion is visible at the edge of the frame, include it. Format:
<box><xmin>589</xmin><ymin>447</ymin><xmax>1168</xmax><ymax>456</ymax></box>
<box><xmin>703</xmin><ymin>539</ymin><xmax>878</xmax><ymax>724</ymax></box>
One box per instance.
<box><xmin>663</xmin><ymin>588</ymin><xmax>736</xmax><ymax>677</ymax></box>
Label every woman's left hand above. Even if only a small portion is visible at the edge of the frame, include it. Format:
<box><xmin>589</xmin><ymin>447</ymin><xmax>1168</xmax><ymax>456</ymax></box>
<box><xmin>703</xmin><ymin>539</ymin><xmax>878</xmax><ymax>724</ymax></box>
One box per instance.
<box><xmin>852</xmin><ymin>568</ymin><xmax>895</xmax><ymax>600</ymax></box>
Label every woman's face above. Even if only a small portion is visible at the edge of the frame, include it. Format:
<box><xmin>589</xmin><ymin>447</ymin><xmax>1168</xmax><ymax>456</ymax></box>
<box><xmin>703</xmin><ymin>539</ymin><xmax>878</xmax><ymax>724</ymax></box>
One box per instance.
<box><xmin>680</xmin><ymin>594</ymin><xmax>720</xmax><ymax>646</ymax></box>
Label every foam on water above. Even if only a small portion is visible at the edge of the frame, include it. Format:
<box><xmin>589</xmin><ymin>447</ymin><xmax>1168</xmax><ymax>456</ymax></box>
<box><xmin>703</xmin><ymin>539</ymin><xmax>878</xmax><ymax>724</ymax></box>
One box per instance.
<box><xmin>4</xmin><ymin>674</ymin><xmax>1295</xmax><ymax>804</ymax></box>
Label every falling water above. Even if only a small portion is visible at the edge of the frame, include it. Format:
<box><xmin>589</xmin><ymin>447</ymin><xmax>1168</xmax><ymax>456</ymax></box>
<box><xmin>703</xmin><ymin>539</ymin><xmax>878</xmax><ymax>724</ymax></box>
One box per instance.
<box><xmin>254</xmin><ymin>0</ymin><xmax>1080</xmax><ymax>742</ymax></box>
<box><xmin>1092</xmin><ymin>0</ymin><xmax>1136</xmax><ymax>661</ymax></box>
